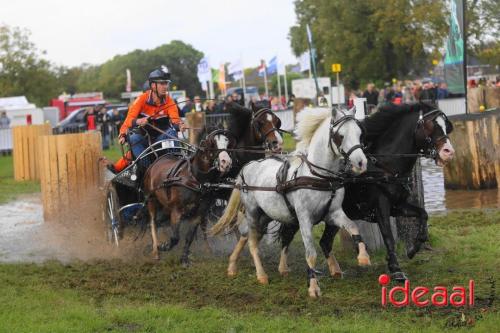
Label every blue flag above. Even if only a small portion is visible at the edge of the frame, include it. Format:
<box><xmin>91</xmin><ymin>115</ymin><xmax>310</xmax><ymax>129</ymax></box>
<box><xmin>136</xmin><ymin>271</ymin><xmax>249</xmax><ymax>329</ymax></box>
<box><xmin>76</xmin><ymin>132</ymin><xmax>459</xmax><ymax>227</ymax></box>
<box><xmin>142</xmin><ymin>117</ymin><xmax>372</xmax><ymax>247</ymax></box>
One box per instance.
<box><xmin>267</xmin><ymin>56</ymin><xmax>277</xmax><ymax>74</ymax></box>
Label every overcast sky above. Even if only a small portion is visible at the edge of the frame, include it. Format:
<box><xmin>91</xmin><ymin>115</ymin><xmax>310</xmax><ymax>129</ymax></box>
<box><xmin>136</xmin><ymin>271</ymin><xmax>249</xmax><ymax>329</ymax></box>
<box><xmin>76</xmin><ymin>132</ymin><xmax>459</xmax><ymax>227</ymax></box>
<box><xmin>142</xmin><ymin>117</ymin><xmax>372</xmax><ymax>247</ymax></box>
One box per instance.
<box><xmin>1</xmin><ymin>0</ymin><xmax>299</xmax><ymax>69</ymax></box>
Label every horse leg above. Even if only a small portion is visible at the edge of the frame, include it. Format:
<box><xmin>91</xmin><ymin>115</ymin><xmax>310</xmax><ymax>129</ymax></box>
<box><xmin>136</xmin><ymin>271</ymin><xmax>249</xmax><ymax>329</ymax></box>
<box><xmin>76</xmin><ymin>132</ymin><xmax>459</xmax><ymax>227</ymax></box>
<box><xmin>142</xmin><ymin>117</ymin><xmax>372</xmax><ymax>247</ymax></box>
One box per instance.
<box><xmin>377</xmin><ymin>195</ymin><xmax>407</xmax><ymax>282</ymax></box>
<box><xmin>328</xmin><ymin>209</ymin><xmax>371</xmax><ymax>266</ymax></box>
<box><xmin>199</xmin><ymin>215</ymin><xmax>212</xmax><ymax>254</ymax></box>
<box><xmin>247</xmin><ymin>212</ymin><xmax>269</xmax><ymax>285</ymax></box>
<box><xmin>180</xmin><ymin>217</ymin><xmax>201</xmax><ymax>267</ymax></box>
<box><xmin>297</xmin><ymin>215</ymin><xmax>321</xmax><ymax>298</ymax></box>
<box><xmin>319</xmin><ymin>224</ymin><xmax>343</xmax><ymax>278</ymax></box>
<box><xmin>159</xmin><ymin>208</ymin><xmax>181</xmax><ymax>251</ymax></box>
<box><xmin>278</xmin><ymin>223</ymin><xmax>299</xmax><ymax>277</ymax></box>
<box><xmin>227</xmin><ymin>209</ymin><xmax>248</xmax><ymax>277</ymax></box>
<box><xmin>397</xmin><ymin>202</ymin><xmax>429</xmax><ymax>259</ymax></box>
<box><xmin>147</xmin><ymin>200</ymin><xmax>160</xmax><ymax>260</ymax></box>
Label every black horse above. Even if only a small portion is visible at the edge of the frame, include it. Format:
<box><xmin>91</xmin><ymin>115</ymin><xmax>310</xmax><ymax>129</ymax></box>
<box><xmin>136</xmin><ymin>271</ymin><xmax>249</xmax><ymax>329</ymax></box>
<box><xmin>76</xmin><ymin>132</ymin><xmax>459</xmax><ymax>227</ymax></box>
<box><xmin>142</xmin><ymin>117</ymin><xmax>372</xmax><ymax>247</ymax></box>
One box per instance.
<box><xmin>279</xmin><ymin>102</ymin><xmax>455</xmax><ymax>281</ymax></box>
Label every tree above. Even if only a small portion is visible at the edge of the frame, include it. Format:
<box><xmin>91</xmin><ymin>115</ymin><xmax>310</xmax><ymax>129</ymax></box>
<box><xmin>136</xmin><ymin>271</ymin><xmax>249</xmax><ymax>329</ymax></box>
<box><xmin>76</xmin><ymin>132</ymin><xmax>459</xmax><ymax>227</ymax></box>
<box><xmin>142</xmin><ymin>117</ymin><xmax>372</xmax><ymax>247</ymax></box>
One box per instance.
<box><xmin>0</xmin><ymin>24</ymin><xmax>60</xmax><ymax>106</ymax></box>
<box><xmin>466</xmin><ymin>0</ymin><xmax>500</xmax><ymax>55</ymax></box>
<box><xmin>289</xmin><ymin>0</ymin><xmax>448</xmax><ymax>85</ymax></box>
<box><xmin>79</xmin><ymin>40</ymin><xmax>205</xmax><ymax>99</ymax></box>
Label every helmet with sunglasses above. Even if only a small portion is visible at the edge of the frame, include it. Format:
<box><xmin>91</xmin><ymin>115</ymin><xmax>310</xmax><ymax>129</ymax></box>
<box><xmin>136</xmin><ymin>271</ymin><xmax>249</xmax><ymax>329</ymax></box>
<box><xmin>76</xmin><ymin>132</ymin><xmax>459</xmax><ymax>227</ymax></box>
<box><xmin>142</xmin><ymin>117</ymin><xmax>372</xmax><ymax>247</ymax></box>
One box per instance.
<box><xmin>148</xmin><ymin>65</ymin><xmax>171</xmax><ymax>85</ymax></box>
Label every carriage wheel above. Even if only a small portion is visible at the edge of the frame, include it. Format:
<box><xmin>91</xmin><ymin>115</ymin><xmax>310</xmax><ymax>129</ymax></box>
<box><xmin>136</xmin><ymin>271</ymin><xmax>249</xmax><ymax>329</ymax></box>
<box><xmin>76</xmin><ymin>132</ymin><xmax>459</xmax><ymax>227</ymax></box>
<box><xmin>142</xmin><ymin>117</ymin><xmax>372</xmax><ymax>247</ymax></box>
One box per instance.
<box><xmin>104</xmin><ymin>186</ymin><xmax>122</xmax><ymax>247</ymax></box>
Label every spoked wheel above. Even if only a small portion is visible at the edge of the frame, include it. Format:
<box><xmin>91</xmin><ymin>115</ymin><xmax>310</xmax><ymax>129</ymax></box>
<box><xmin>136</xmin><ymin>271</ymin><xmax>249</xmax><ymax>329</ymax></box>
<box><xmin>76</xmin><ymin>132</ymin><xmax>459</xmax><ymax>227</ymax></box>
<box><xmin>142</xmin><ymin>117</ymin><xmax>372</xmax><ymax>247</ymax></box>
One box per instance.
<box><xmin>104</xmin><ymin>186</ymin><xmax>122</xmax><ymax>247</ymax></box>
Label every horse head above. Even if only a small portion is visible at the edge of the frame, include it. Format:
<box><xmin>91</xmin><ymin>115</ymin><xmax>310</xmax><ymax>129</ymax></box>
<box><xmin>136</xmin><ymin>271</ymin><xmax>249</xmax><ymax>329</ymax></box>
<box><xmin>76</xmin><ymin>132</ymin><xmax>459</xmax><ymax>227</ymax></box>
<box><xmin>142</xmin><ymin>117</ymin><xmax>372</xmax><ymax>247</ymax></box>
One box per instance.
<box><xmin>415</xmin><ymin>103</ymin><xmax>455</xmax><ymax>166</ymax></box>
<box><xmin>250</xmin><ymin>104</ymin><xmax>283</xmax><ymax>152</ymax></box>
<box><xmin>199</xmin><ymin>129</ymin><xmax>237</xmax><ymax>174</ymax></box>
<box><xmin>330</xmin><ymin>106</ymin><xmax>367</xmax><ymax>174</ymax></box>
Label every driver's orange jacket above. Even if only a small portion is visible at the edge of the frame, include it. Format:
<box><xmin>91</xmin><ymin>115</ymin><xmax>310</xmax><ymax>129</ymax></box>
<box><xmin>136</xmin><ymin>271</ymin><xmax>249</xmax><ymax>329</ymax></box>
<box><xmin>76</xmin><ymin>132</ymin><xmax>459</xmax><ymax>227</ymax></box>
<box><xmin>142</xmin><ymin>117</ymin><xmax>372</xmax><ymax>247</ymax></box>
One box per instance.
<box><xmin>119</xmin><ymin>90</ymin><xmax>180</xmax><ymax>136</ymax></box>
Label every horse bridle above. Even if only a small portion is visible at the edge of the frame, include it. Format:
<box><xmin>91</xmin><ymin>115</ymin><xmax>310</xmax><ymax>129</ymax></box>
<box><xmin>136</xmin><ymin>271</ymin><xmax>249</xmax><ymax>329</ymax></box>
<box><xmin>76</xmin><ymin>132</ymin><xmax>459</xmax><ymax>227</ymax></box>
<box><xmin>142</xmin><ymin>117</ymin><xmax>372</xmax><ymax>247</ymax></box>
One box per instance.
<box><xmin>251</xmin><ymin>108</ymin><xmax>284</xmax><ymax>147</ymax></box>
<box><xmin>328</xmin><ymin>114</ymin><xmax>365</xmax><ymax>161</ymax></box>
<box><xmin>198</xmin><ymin>129</ymin><xmax>237</xmax><ymax>172</ymax></box>
<box><xmin>414</xmin><ymin>109</ymin><xmax>452</xmax><ymax>159</ymax></box>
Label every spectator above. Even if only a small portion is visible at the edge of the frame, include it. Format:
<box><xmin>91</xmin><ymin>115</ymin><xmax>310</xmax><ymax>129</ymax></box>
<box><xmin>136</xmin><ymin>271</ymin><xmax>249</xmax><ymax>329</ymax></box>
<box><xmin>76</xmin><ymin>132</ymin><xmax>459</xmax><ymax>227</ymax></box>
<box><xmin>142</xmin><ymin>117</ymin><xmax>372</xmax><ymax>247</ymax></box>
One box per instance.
<box><xmin>193</xmin><ymin>96</ymin><xmax>204</xmax><ymax>112</ymax></box>
<box><xmin>110</xmin><ymin>108</ymin><xmax>124</xmax><ymax>138</ymax></box>
<box><xmin>402</xmin><ymin>86</ymin><xmax>415</xmax><ymax>103</ymax></box>
<box><xmin>231</xmin><ymin>92</ymin><xmax>244</xmax><ymax>107</ymax></box>
<box><xmin>180</xmin><ymin>97</ymin><xmax>192</xmax><ymax>116</ymax></box>
<box><xmin>437</xmin><ymin>82</ymin><xmax>449</xmax><ymax>100</ymax></box>
<box><xmin>362</xmin><ymin>83</ymin><xmax>379</xmax><ymax>107</ymax></box>
<box><xmin>0</xmin><ymin>111</ymin><xmax>10</xmax><ymax>129</ymax></box>
<box><xmin>205</xmin><ymin>100</ymin><xmax>216</xmax><ymax>113</ymax></box>
<box><xmin>420</xmin><ymin>80</ymin><xmax>437</xmax><ymax>102</ymax></box>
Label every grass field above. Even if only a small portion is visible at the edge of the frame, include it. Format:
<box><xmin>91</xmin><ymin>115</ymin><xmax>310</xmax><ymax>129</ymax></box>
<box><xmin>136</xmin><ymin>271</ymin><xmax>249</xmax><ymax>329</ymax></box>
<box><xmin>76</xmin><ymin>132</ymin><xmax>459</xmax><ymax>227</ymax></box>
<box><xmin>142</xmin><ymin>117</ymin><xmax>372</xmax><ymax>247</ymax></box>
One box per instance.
<box><xmin>0</xmin><ymin>136</ymin><xmax>498</xmax><ymax>332</ymax></box>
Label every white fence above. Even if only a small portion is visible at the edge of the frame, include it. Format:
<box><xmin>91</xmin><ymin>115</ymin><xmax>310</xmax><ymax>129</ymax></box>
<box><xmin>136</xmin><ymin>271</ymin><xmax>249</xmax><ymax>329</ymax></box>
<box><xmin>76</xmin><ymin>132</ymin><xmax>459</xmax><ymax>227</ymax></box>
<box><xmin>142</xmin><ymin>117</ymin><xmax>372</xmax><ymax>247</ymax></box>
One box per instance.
<box><xmin>0</xmin><ymin>128</ymin><xmax>12</xmax><ymax>151</ymax></box>
<box><xmin>438</xmin><ymin>98</ymin><xmax>466</xmax><ymax>116</ymax></box>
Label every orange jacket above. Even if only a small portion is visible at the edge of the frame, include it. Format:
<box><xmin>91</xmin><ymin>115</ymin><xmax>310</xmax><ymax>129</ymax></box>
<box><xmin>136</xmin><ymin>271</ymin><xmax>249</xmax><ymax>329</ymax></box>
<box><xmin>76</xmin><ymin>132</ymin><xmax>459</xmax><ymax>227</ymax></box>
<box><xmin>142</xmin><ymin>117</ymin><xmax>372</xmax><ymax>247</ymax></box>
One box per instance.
<box><xmin>119</xmin><ymin>91</ymin><xmax>180</xmax><ymax>136</ymax></box>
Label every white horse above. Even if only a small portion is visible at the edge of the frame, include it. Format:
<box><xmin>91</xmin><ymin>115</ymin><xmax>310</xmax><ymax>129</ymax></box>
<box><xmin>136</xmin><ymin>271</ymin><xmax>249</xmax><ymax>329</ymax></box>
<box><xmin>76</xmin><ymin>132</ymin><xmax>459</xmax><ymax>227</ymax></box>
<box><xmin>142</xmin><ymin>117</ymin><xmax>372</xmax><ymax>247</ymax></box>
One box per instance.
<box><xmin>211</xmin><ymin>107</ymin><xmax>371</xmax><ymax>298</ymax></box>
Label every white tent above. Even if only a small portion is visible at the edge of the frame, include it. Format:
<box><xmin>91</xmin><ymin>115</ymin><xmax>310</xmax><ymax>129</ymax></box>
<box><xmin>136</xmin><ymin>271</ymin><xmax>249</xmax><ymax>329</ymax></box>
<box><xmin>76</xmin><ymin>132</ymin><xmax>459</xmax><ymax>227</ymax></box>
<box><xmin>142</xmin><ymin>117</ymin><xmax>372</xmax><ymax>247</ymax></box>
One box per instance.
<box><xmin>0</xmin><ymin>96</ymin><xmax>44</xmax><ymax>126</ymax></box>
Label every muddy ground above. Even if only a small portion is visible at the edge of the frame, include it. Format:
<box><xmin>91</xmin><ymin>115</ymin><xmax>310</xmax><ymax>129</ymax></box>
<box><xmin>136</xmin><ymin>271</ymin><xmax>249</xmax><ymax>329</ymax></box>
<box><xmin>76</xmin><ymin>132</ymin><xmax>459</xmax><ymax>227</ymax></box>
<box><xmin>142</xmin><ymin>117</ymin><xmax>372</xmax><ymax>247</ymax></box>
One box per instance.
<box><xmin>0</xmin><ymin>192</ymin><xmax>277</xmax><ymax>264</ymax></box>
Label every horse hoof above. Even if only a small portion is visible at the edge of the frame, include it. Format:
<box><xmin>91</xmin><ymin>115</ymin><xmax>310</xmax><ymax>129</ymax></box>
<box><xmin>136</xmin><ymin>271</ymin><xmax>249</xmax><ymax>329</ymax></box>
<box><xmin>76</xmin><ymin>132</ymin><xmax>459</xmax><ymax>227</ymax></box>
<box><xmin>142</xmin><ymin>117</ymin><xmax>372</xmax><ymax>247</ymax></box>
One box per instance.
<box><xmin>152</xmin><ymin>255</ymin><xmax>160</xmax><ymax>261</ymax></box>
<box><xmin>227</xmin><ymin>270</ymin><xmax>238</xmax><ymax>278</ymax></box>
<box><xmin>331</xmin><ymin>271</ymin><xmax>343</xmax><ymax>279</ymax></box>
<box><xmin>391</xmin><ymin>271</ymin><xmax>408</xmax><ymax>282</ymax></box>
<box><xmin>407</xmin><ymin>244</ymin><xmax>420</xmax><ymax>259</ymax></box>
<box><xmin>358</xmin><ymin>256</ymin><xmax>371</xmax><ymax>266</ymax></box>
<box><xmin>308</xmin><ymin>287</ymin><xmax>322</xmax><ymax>298</ymax></box>
<box><xmin>279</xmin><ymin>270</ymin><xmax>289</xmax><ymax>277</ymax></box>
<box><xmin>257</xmin><ymin>276</ymin><xmax>269</xmax><ymax>285</ymax></box>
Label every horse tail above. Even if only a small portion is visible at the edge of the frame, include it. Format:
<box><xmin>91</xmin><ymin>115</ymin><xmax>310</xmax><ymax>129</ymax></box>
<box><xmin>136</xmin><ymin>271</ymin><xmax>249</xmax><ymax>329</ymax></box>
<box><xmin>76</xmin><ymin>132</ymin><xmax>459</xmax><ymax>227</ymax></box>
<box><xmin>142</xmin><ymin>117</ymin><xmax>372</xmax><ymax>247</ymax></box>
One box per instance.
<box><xmin>209</xmin><ymin>189</ymin><xmax>242</xmax><ymax>236</ymax></box>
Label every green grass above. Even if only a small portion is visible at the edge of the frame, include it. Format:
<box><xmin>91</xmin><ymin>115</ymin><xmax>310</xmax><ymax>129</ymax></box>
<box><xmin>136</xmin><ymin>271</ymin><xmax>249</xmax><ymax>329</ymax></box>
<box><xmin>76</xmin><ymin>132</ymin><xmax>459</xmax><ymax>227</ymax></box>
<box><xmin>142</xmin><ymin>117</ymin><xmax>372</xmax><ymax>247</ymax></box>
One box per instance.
<box><xmin>0</xmin><ymin>210</ymin><xmax>498</xmax><ymax>332</ymax></box>
<box><xmin>0</xmin><ymin>155</ymin><xmax>40</xmax><ymax>204</ymax></box>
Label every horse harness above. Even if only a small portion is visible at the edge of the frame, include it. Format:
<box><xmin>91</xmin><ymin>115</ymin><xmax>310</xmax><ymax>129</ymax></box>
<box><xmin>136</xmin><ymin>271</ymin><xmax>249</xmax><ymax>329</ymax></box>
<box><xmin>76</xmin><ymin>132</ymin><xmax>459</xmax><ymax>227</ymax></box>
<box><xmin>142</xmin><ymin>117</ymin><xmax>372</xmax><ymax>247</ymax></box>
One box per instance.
<box><xmin>237</xmin><ymin>154</ymin><xmax>345</xmax><ymax>222</ymax></box>
<box><xmin>328</xmin><ymin>114</ymin><xmax>365</xmax><ymax>162</ymax></box>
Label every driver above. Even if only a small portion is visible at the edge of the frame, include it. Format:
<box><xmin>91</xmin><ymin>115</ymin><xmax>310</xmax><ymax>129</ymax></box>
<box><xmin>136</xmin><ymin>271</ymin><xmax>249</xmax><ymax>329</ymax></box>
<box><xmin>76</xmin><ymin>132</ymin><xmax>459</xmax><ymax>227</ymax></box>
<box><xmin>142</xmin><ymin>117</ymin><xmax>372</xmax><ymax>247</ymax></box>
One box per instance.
<box><xmin>102</xmin><ymin>66</ymin><xmax>184</xmax><ymax>173</ymax></box>
<box><xmin>119</xmin><ymin>65</ymin><xmax>185</xmax><ymax>160</ymax></box>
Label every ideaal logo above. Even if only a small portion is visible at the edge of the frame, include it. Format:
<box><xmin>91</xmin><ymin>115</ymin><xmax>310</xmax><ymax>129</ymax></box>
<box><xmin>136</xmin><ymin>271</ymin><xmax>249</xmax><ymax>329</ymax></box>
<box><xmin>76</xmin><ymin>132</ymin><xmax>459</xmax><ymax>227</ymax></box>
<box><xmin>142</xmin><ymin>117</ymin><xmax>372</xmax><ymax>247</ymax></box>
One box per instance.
<box><xmin>379</xmin><ymin>274</ymin><xmax>474</xmax><ymax>307</ymax></box>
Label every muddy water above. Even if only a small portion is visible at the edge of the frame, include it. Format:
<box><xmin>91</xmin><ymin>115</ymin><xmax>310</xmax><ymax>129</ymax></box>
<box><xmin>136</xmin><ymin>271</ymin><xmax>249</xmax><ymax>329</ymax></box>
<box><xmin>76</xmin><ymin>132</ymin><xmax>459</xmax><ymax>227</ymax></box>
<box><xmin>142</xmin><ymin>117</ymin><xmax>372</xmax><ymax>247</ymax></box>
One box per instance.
<box><xmin>421</xmin><ymin>158</ymin><xmax>500</xmax><ymax>213</ymax></box>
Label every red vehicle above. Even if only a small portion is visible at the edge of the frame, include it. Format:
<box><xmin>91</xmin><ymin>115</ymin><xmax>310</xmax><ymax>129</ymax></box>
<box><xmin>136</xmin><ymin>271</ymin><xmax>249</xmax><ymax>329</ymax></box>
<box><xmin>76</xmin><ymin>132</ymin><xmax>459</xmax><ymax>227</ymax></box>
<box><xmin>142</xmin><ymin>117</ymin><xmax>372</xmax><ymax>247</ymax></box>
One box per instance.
<box><xmin>50</xmin><ymin>92</ymin><xmax>106</xmax><ymax>120</ymax></box>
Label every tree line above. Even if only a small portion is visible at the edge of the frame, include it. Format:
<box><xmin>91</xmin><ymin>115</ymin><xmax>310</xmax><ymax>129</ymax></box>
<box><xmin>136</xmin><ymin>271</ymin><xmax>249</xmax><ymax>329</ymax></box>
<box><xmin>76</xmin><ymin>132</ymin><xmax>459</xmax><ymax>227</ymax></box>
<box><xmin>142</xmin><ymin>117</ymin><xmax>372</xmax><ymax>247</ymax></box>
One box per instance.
<box><xmin>289</xmin><ymin>0</ymin><xmax>499</xmax><ymax>89</ymax></box>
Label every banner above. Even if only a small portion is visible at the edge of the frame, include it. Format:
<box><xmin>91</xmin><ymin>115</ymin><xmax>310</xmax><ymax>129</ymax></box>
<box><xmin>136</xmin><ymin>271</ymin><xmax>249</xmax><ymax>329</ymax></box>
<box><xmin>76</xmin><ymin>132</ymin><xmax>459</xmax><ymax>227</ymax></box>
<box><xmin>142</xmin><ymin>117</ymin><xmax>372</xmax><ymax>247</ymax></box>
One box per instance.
<box><xmin>125</xmin><ymin>69</ymin><xmax>131</xmax><ymax>92</ymax></box>
<box><xmin>197</xmin><ymin>57</ymin><xmax>211</xmax><ymax>83</ymax></box>
<box><xmin>299</xmin><ymin>52</ymin><xmax>310</xmax><ymax>72</ymax></box>
<box><xmin>444</xmin><ymin>0</ymin><xmax>465</xmax><ymax>94</ymax></box>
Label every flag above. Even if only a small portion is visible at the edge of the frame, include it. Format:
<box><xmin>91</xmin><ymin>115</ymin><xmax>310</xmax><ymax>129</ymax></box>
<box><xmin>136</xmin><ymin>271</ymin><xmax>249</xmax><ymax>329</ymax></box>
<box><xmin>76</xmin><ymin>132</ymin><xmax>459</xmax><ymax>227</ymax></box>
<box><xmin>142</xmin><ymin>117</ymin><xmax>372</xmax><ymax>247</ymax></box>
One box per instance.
<box><xmin>212</xmin><ymin>68</ymin><xmax>219</xmax><ymax>83</ymax></box>
<box><xmin>197</xmin><ymin>57</ymin><xmax>211</xmax><ymax>82</ymax></box>
<box><xmin>228</xmin><ymin>59</ymin><xmax>244</xmax><ymax>81</ymax></box>
<box><xmin>125</xmin><ymin>69</ymin><xmax>131</xmax><ymax>92</ymax></box>
<box><xmin>218</xmin><ymin>64</ymin><xmax>226</xmax><ymax>91</ymax></box>
<box><xmin>299</xmin><ymin>52</ymin><xmax>310</xmax><ymax>72</ymax></box>
<box><xmin>258</xmin><ymin>60</ymin><xmax>266</xmax><ymax>77</ymax></box>
<box><xmin>267</xmin><ymin>56</ymin><xmax>277</xmax><ymax>74</ymax></box>
<box><xmin>444</xmin><ymin>0</ymin><xmax>465</xmax><ymax>94</ymax></box>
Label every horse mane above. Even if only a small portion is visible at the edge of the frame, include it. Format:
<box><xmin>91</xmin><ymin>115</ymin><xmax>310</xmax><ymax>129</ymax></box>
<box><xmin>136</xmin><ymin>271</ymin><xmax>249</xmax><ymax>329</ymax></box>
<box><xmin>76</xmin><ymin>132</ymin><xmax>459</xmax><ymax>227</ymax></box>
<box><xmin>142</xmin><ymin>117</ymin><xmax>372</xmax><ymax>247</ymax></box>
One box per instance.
<box><xmin>225</xmin><ymin>102</ymin><xmax>252</xmax><ymax>138</ymax></box>
<box><xmin>295</xmin><ymin>107</ymin><xmax>331</xmax><ymax>153</ymax></box>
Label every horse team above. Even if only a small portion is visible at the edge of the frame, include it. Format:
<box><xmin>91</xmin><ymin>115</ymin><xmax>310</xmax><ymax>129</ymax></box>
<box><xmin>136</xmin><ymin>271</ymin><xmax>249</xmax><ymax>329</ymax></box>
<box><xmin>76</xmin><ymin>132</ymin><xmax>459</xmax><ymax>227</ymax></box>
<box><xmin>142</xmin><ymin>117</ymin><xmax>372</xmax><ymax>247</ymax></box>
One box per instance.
<box><xmin>130</xmin><ymin>101</ymin><xmax>455</xmax><ymax>298</ymax></box>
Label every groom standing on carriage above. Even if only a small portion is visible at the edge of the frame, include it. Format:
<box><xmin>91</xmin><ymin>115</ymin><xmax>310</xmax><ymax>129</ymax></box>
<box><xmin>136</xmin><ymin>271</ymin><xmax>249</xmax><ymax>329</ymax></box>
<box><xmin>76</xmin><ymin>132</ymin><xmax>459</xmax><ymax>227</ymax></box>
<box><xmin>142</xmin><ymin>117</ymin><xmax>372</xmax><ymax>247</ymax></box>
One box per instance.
<box><xmin>118</xmin><ymin>66</ymin><xmax>186</xmax><ymax>165</ymax></box>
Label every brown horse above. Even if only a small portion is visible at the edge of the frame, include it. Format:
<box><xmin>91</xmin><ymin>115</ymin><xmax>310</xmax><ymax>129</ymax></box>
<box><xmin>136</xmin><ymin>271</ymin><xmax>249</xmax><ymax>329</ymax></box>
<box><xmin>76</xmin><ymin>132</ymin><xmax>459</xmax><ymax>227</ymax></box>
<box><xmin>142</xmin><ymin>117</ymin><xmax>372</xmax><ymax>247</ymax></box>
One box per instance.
<box><xmin>143</xmin><ymin>129</ymin><xmax>236</xmax><ymax>264</ymax></box>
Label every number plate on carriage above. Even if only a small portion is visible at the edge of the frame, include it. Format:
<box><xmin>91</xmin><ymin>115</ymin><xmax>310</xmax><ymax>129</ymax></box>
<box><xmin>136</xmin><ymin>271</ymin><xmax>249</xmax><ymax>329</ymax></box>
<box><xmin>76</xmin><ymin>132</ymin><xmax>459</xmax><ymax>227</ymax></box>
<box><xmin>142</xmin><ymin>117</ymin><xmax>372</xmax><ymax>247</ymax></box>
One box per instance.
<box><xmin>161</xmin><ymin>140</ymin><xmax>175</xmax><ymax>149</ymax></box>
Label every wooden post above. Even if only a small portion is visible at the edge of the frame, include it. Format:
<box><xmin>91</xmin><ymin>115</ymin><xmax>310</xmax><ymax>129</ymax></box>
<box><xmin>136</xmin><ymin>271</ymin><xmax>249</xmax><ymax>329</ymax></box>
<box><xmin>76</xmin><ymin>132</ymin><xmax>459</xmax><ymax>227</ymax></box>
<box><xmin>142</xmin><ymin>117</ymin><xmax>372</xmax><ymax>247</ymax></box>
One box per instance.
<box><xmin>444</xmin><ymin>110</ymin><xmax>499</xmax><ymax>189</ymax></box>
<box><xmin>39</xmin><ymin>132</ymin><xmax>102</xmax><ymax>221</ymax></box>
<box><xmin>186</xmin><ymin>112</ymin><xmax>205</xmax><ymax>145</ymax></box>
<box><xmin>12</xmin><ymin>124</ymin><xmax>52</xmax><ymax>181</ymax></box>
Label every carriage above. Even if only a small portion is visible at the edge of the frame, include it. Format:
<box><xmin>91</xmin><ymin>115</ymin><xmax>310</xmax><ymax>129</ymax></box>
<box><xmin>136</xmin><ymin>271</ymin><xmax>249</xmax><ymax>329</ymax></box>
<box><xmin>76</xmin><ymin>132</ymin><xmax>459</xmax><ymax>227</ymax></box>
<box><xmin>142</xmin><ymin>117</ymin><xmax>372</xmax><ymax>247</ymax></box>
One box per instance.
<box><xmin>103</xmin><ymin>137</ymin><xmax>196</xmax><ymax>246</ymax></box>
